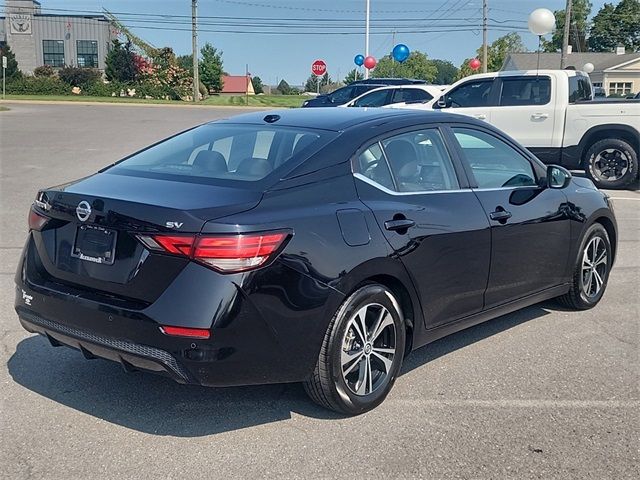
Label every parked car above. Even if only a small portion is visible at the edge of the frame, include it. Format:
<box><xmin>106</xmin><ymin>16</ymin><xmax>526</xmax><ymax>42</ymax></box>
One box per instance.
<box><xmin>395</xmin><ymin>69</ymin><xmax>640</xmax><ymax>189</ymax></box>
<box><xmin>339</xmin><ymin>84</ymin><xmax>447</xmax><ymax>108</ymax></box>
<box><xmin>16</xmin><ymin>108</ymin><xmax>617</xmax><ymax>415</ymax></box>
<box><xmin>301</xmin><ymin>78</ymin><xmax>428</xmax><ymax>107</ymax></box>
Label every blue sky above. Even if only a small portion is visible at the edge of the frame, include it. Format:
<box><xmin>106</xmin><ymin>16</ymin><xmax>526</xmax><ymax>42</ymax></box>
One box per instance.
<box><xmin>36</xmin><ymin>0</ymin><xmax>610</xmax><ymax>85</ymax></box>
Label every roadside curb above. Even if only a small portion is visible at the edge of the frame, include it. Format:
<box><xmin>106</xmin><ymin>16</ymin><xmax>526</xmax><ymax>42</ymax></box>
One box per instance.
<box><xmin>0</xmin><ymin>99</ymin><xmax>275</xmax><ymax>109</ymax></box>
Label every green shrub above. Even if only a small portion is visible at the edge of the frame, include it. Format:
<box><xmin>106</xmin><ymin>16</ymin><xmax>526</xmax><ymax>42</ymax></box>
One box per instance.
<box><xmin>58</xmin><ymin>66</ymin><xmax>101</xmax><ymax>87</ymax></box>
<box><xmin>7</xmin><ymin>76</ymin><xmax>70</xmax><ymax>95</ymax></box>
<box><xmin>33</xmin><ymin>65</ymin><xmax>56</xmax><ymax>77</ymax></box>
<box><xmin>83</xmin><ymin>80</ymin><xmax>125</xmax><ymax>97</ymax></box>
<box><xmin>132</xmin><ymin>82</ymin><xmax>174</xmax><ymax>99</ymax></box>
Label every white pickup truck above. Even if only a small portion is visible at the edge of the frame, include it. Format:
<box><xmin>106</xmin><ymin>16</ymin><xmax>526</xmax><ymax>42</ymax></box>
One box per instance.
<box><xmin>398</xmin><ymin>69</ymin><xmax>640</xmax><ymax>189</ymax></box>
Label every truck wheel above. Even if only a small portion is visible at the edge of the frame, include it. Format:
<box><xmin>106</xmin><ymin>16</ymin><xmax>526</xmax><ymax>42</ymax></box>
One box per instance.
<box><xmin>584</xmin><ymin>138</ymin><xmax>638</xmax><ymax>189</ymax></box>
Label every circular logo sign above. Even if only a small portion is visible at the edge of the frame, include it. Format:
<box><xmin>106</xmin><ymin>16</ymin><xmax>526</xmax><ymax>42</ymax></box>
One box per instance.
<box><xmin>76</xmin><ymin>201</ymin><xmax>92</xmax><ymax>222</ymax></box>
<box><xmin>311</xmin><ymin>60</ymin><xmax>327</xmax><ymax>77</ymax></box>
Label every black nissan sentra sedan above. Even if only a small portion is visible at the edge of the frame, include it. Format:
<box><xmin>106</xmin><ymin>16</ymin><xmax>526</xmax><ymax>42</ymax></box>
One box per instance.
<box><xmin>15</xmin><ymin>108</ymin><xmax>617</xmax><ymax>414</ymax></box>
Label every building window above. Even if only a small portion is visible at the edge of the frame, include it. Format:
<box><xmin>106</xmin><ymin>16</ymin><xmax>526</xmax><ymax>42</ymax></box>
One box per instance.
<box><xmin>43</xmin><ymin>40</ymin><xmax>65</xmax><ymax>67</ymax></box>
<box><xmin>608</xmin><ymin>82</ymin><xmax>632</xmax><ymax>96</ymax></box>
<box><xmin>591</xmin><ymin>82</ymin><xmax>602</xmax><ymax>88</ymax></box>
<box><xmin>77</xmin><ymin>40</ymin><xmax>98</xmax><ymax>68</ymax></box>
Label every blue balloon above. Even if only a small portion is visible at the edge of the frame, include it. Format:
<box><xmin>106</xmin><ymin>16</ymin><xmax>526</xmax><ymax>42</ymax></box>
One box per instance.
<box><xmin>354</xmin><ymin>54</ymin><xmax>365</xmax><ymax>66</ymax></box>
<box><xmin>392</xmin><ymin>44</ymin><xmax>410</xmax><ymax>63</ymax></box>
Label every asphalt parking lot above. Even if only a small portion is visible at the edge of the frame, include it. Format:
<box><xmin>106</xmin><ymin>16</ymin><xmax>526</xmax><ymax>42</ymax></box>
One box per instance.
<box><xmin>0</xmin><ymin>102</ymin><xmax>638</xmax><ymax>479</ymax></box>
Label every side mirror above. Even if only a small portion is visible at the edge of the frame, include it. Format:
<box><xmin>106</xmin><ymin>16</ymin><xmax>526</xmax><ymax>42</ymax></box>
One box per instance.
<box><xmin>436</xmin><ymin>96</ymin><xmax>452</xmax><ymax>109</ymax></box>
<box><xmin>547</xmin><ymin>165</ymin><xmax>572</xmax><ymax>189</ymax></box>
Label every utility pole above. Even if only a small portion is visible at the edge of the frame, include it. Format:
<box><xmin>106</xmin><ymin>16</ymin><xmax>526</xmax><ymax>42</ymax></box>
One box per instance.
<box><xmin>192</xmin><ymin>0</ymin><xmax>199</xmax><ymax>102</ymax></box>
<box><xmin>365</xmin><ymin>0</ymin><xmax>370</xmax><ymax>79</ymax></box>
<box><xmin>482</xmin><ymin>0</ymin><xmax>488</xmax><ymax>73</ymax></box>
<box><xmin>560</xmin><ymin>0</ymin><xmax>572</xmax><ymax>69</ymax></box>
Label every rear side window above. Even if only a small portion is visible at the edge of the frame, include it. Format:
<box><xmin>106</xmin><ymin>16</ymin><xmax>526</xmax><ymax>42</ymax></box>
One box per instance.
<box><xmin>357</xmin><ymin>143</ymin><xmax>395</xmax><ymax>191</ymax></box>
<box><xmin>353</xmin><ymin>89</ymin><xmax>391</xmax><ymax>107</ymax></box>
<box><xmin>328</xmin><ymin>86</ymin><xmax>356</xmax><ymax>103</ymax></box>
<box><xmin>447</xmin><ymin>80</ymin><xmax>493</xmax><ymax>107</ymax></box>
<box><xmin>452</xmin><ymin>128</ymin><xmax>537</xmax><ymax>189</ymax></box>
<box><xmin>108</xmin><ymin>124</ymin><xmax>334</xmax><ymax>184</ymax></box>
<box><xmin>569</xmin><ymin>75</ymin><xmax>593</xmax><ymax>103</ymax></box>
<box><xmin>392</xmin><ymin>88</ymin><xmax>432</xmax><ymax>104</ymax></box>
<box><xmin>499</xmin><ymin>77</ymin><xmax>551</xmax><ymax>106</ymax></box>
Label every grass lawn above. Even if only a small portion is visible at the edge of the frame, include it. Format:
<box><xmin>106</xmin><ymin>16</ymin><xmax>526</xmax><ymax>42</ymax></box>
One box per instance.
<box><xmin>0</xmin><ymin>94</ymin><xmax>305</xmax><ymax>108</ymax></box>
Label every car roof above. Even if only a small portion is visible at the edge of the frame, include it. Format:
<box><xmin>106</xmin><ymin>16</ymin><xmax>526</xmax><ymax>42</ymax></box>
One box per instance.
<box><xmin>212</xmin><ymin>108</ymin><xmax>479</xmax><ymax>132</ymax></box>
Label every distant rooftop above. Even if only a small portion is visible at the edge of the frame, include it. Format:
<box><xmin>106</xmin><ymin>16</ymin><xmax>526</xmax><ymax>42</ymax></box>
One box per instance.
<box><xmin>503</xmin><ymin>52</ymin><xmax>640</xmax><ymax>72</ymax></box>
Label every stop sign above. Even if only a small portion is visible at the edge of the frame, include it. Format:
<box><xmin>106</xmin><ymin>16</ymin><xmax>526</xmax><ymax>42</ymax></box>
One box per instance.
<box><xmin>311</xmin><ymin>60</ymin><xmax>327</xmax><ymax>77</ymax></box>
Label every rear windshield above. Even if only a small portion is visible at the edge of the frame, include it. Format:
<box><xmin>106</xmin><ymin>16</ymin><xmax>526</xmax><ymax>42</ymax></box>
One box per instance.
<box><xmin>107</xmin><ymin>123</ymin><xmax>335</xmax><ymax>184</ymax></box>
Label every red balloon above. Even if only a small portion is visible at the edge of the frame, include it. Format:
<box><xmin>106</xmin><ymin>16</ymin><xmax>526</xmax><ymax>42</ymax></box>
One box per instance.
<box><xmin>364</xmin><ymin>55</ymin><xmax>377</xmax><ymax>69</ymax></box>
<box><xmin>469</xmin><ymin>58</ymin><xmax>481</xmax><ymax>70</ymax></box>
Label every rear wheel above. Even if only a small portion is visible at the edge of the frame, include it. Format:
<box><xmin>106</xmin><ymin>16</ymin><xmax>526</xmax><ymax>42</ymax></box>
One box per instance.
<box><xmin>556</xmin><ymin>223</ymin><xmax>612</xmax><ymax>310</ymax></box>
<box><xmin>303</xmin><ymin>284</ymin><xmax>406</xmax><ymax>415</ymax></box>
<box><xmin>584</xmin><ymin>138</ymin><xmax>638</xmax><ymax>189</ymax></box>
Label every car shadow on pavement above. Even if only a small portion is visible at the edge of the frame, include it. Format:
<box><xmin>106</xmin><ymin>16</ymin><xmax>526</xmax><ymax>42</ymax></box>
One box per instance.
<box><xmin>7</xmin><ymin>303</ymin><xmax>550</xmax><ymax>437</ymax></box>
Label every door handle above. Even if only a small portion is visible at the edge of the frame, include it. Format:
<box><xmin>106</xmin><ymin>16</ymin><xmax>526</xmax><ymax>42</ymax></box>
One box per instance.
<box><xmin>531</xmin><ymin>113</ymin><xmax>549</xmax><ymax>119</ymax></box>
<box><xmin>472</xmin><ymin>114</ymin><xmax>487</xmax><ymax>120</ymax></box>
<box><xmin>384</xmin><ymin>218</ymin><xmax>416</xmax><ymax>232</ymax></box>
<box><xmin>489</xmin><ymin>208</ymin><xmax>512</xmax><ymax>222</ymax></box>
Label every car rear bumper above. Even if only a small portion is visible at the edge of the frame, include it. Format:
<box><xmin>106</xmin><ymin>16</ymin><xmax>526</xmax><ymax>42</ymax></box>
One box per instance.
<box><xmin>17</xmin><ymin>308</ymin><xmax>195</xmax><ymax>384</ymax></box>
<box><xmin>14</xmin><ymin>235</ymin><xmax>341</xmax><ymax>387</ymax></box>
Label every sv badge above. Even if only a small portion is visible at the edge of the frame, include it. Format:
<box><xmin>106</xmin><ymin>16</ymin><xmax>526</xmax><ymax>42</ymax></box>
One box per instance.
<box><xmin>165</xmin><ymin>222</ymin><xmax>184</xmax><ymax>229</ymax></box>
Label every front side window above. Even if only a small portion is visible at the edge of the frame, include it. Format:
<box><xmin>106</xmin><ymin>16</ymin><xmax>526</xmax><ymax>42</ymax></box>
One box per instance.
<box><xmin>77</xmin><ymin>40</ymin><xmax>98</xmax><ymax>68</ymax></box>
<box><xmin>108</xmin><ymin>124</ymin><xmax>334</xmax><ymax>184</ymax></box>
<box><xmin>452</xmin><ymin>128</ymin><xmax>537</xmax><ymax>189</ymax></box>
<box><xmin>43</xmin><ymin>40</ymin><xmax>64</xmax><ymax>67</ymax></box>
<box><xmin>499</xmin><ymin>77</ymin><xmax>551</xmax><ymax>106</ymax></box>
<box><xmin>379</xmin><ymin>129</ymin><xmax>460</xmax><ymax>192</ymax></box>
<box><xmin>447</xmin><ymin>80</ymin><xmax>493</xmax><ymax>107</ymax></box>
<box><xmin>353</xmin><ymin>89</ymin><xmax>390</xmax><ymax>107</ymax></box>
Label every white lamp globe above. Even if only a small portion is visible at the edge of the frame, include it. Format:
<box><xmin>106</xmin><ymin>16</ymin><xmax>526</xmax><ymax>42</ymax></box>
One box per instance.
<box><xmin>528</xmin><ymin>8</ymin><xmax>556</xmax><ymax>36</ymax></box>
<box><xmin>582</xmin><ymin>62</ymin><xmax>595</xmax><ymax>74</ymax></box>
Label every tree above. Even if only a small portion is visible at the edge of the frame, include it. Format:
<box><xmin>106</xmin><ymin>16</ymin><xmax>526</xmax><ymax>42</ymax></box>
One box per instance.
<box><xmin>305</xmin><ymin>73</ymin><xmax>332</xmax><ymax>92</ymax></box>
<box><xmin>105</xmin><ymin>39</ymin><xmax>137</xmax><ymax>83</ymax></box>
<box><xmin>277</xmin><ymin>79</ymin><xmax>292</xmax><ymax>95</ymax></box>
<box><xmin>0</xmin><ymin>44</ymin><xmax>21</xmax><ymax>81</ymax></box>
<box><xmin>542</xmin><ymin>0</ymin><xmax>592</xmax><ymax>52</ymax></box>
<box><xmin>457</xmin><ymin>33</ymin><xmax>527</xmax><ymax>79</ymax></box>
<box><xmin>431</xmin><ymin>59</ymin><xmax>459</xmax><ymax>84</ymax></box>
<box><xmin>343</xmin><ymin>68</ymin><xmax>364</xmax><ymax>84</ymax></box>
<box><xmin>371</xmin><ymin>51</ymin><xmax>437</xmax><ymax>82</ymax></box>
<box><xmin>176</xmin><ymin>54</ymin><xmax>193</xmax><ymax>75</ymax></box>
<box><xmin>589</xmin><ymin>0</ymin><xmax>640</xmax><ymax>52</ymax></box>
<box><xmin>251</xmin><ymin>76</ymin><xmax>264</xmax><ymax>94</ymax></box>
<box><xmin>199</xmin><ymin>43</ymin><xmax>224</xmax><ymax>93</ymax></box>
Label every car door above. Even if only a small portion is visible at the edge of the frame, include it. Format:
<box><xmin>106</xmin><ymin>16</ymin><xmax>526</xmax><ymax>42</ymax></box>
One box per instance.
<box><xmin>490</xmin><ymin>76</ymin><xmax>559</xmax><ymax>153</ymax></box>
<box><xmin>353</xmin><ymin>126</ymin><xmax>491</xmax><ymax>328</ymax></box>
<box><xmin>447</xmin><ymin>125</ymin><xmax>571</xmax><ymax>309</ymax></box>
<box><xmin>437</xmin><ymin>78</ymin><xmax>496</xmax><ymax>122</ymax></box>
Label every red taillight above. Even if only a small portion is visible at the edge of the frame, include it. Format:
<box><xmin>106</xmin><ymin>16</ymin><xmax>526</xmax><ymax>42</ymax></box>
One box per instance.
<box><xmin>160</xmin><ymin>325</ymin><xmax>210</xmax><ymax>339</ymax></box>
<box><xmin>137</xmin><ymin>232</ymin><xmax>289</xmax><ymax>273</ymax></box>
<box><xmin>28</xmin><ymin>207</ymin><xmax>50</xmax><ymax>231</ymax></box>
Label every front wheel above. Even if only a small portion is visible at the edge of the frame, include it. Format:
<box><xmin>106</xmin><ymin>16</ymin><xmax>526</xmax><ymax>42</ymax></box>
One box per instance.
<box><xmin>303</xmin><ymin>284</ymin><xmax>406</xmax><ymax>415</ymax></box>
<box><xmin>556</xmin><ymin>223</ymin><xmax>612</xmax><ymax>310</ymax></box>
<box><xmin>584</xmin><ymin>138</ymin><xmax>638</xmax><ymax>189</ymax></box>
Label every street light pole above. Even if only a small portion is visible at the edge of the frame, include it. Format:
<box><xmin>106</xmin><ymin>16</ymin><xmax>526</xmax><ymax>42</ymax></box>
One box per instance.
<box><xmin>560</xmin><ymin>0</ymin><xmax>572</xmax><ymax>69</ymax></box>
<box><xmin>482</xmin><ymin>0</ymin><xmax>488</xmax><ymax>73</ymax></box>
<box><xmin>192</xmin><ymin>0</ymin><xmax>199</xmax><ymax>102</ymax></box>
<box><xmin>364</xmin><ymin>0</ymin><xmax>370</xmax><ymax>79</ymax></box>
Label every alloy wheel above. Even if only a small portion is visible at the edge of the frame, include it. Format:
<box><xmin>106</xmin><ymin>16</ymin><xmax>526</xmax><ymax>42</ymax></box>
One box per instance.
<box><xmin>581</xmin><ymin>236</ymin><xmax>608</xmax><ymax>298</ymax></box>
<box><xmin>340</xmin><ymin>303</ymin><xmax>397</xmax><ymax>396</ymax></box>
<box><xmin>591</xmin><ymin>148</ymin><xmax>630</xmax><ymax>182</ymax></box>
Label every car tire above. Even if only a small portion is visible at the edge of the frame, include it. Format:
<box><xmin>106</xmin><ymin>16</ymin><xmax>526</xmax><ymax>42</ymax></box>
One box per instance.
<box><xmin>303</xmin><ymin>284</ymin><xmax>406</xmax><ymax>415</ymax></box>
<box><xmin>584</xmin><ymin>138</ymin><xmax>638</xmax><ymax>189</ymax></box>
<box><xmin>556</xmin><ymin>223</ymin><xmax>612</xmax><ymax>310</ymax></box>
